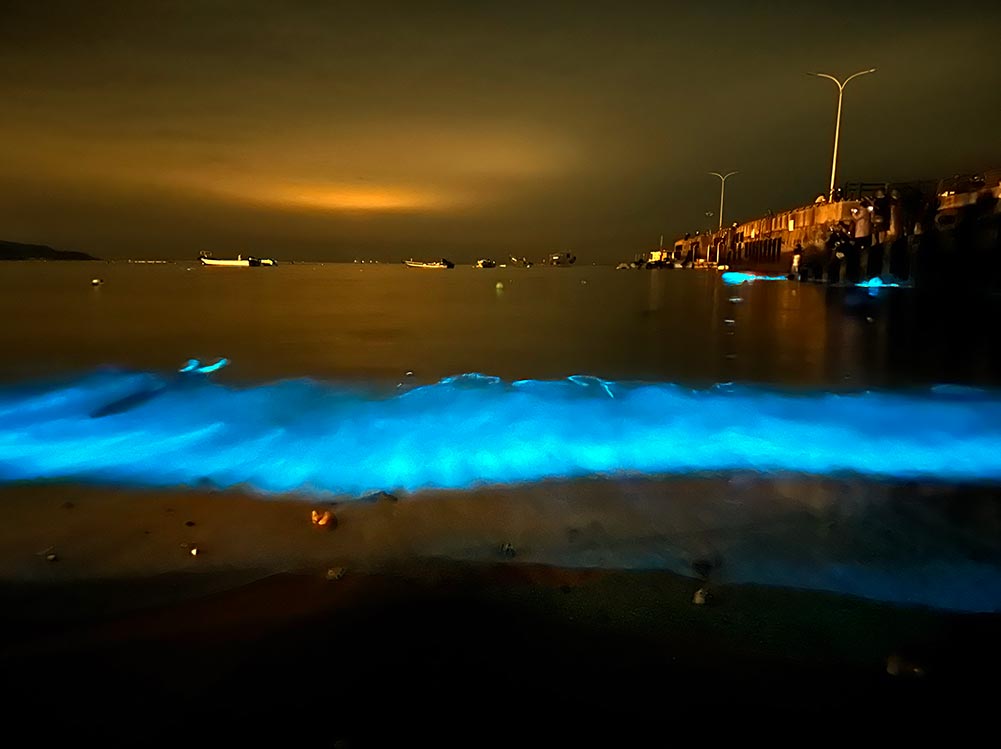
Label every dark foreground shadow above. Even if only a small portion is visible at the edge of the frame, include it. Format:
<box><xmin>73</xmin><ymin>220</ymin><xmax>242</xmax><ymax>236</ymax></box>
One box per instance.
<box><xmin>1</xmin><ymin>561</ymin><xmax>999</xmax><ymax>743</ymax></box>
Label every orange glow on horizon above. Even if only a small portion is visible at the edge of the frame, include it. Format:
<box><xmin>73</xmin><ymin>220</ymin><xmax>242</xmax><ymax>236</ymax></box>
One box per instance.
<box><xmin>262</xmin><ymin>182</ymin><xmax>453</xmax><ymax>213</ymax></box>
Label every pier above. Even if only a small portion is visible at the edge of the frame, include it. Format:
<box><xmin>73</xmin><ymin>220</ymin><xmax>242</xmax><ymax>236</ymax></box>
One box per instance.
<box><xmin>672</xmin><ymin>169</ymin><xmax>1001</xmax><ymax>287</ymax></box>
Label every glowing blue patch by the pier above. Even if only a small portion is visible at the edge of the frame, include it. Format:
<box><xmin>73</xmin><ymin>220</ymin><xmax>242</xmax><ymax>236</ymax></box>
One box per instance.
<box><xmin>721</xmin><ymin>272</ymin><xmax>788</xmax><ymax>286</ymax></box>
<box><xmin>857</xmin><ymin>277</ymin><xmax>906</xmax><ymax>288</ymax></box>
<box><xmin>858</xmin><ymin>276</ymin><xmax>909</xmax><ymax>296</ymax></box>
<box><xmin>4</xmin><ymin>370</ymin><xmax>1001</xmax><ymax>497</ymax></box>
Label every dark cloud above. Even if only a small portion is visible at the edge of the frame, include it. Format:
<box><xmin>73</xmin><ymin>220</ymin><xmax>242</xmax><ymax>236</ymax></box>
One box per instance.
<box><xmin>1</xmin><ymin>0</ymin><xmax>999</xmax><ymax>260</ymax></box>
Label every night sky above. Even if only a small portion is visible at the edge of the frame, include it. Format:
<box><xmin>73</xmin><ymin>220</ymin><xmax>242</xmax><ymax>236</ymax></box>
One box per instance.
<box><xmin>1</xmin><ymin>0</ymin><xmax>999</xmax><ymax>261</ymax></box>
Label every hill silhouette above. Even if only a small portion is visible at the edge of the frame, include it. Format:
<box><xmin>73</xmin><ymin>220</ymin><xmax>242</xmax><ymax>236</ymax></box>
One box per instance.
<box><xmin>0</xmin><ymin>239</ymin><xmax>98</xmax><ymax>261</ymax></box>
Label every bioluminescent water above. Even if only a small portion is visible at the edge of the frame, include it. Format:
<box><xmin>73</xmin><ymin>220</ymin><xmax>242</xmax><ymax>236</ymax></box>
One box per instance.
<box><xmin>721</xmin><ymin>271</ymin><xmax>789</xmax><ymax>285</ymax></box>
<box><xmin>857</xmin><ymin>277</ymin><xmax>906</xmax><ymax>289</ymax></box>
<box><xmin>3</xmin><ymin>368</ymin><xmax>1001</xmax><ymax>496</ymax></box>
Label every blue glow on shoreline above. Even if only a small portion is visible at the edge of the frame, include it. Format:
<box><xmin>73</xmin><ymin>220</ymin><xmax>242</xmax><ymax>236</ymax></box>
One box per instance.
<box><xmin>721</xmin><ymin>272</ymin><xmax>788</xmax><ymax>285</ymax></box>
<box><xmin>3</xmin><ymin>370</ymin><xmax>1001</xmax><ymax>497</ymax></box>
<box><xmin>857</xmin><ymin>276</ymin><xmax>909</xmax><ymax>296</ymax></box>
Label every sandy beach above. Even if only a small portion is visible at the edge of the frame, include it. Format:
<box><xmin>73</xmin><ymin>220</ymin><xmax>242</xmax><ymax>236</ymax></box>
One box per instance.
<box><xmin>2</xmin><ymin>478</ymin><xmax>999</xmax><ymax>741</ymax></box>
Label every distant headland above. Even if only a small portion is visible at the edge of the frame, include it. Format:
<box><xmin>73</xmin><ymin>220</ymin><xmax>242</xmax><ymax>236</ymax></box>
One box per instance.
<box><xmin>0</xmin><ymin>239</ymin><xmax>99</xmax><ymax>261</ymax></box>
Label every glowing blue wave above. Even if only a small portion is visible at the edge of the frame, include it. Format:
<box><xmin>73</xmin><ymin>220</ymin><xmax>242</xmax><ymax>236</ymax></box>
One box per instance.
<box><xmin>179</xmin><ymin>357</ymin><xmax>229</xmax><ymax>374</ymax></box>
<box><xmin>2</xmin><ymin>371</ymin><xmax>1001</xmax><ymax>496</ymax></box>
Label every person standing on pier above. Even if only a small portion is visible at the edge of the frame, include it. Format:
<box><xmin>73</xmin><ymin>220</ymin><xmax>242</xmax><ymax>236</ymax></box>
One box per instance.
<box><xmin>851</xmin><ymin>203</ymin><xmax>873</xmax><ymax>281</ymax></box>
<box><xmin>873</xmin><ymin>189</ymin><xmax>891</xmax><ymax>245</ymax></box>
<box><xmin>791</xmin><ymin>242</ymin><xmax>803</xmax><ymax>276</ymax></box>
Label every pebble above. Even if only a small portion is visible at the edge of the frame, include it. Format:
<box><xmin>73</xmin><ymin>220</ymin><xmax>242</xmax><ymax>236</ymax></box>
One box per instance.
<box><xmin>46</xmin><ymin>553</ymin><xmax>59</xmax><ymax>563</ymax></box>
<box><xmin>311</xmin><ymin>509</ymin><xmax>337</xmax><ymax>528</ymax></box>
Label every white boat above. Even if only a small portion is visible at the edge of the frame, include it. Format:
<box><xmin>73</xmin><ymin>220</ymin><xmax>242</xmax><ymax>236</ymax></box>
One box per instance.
<box><xmin>199</xmin><ymin>252</ymin><xmax>276</xmax><ymax>267</ymax></box>
<box><xmin>403</xmin><ymin>258</ymin><xmax>454</xmax><ymax>269</ymax></box>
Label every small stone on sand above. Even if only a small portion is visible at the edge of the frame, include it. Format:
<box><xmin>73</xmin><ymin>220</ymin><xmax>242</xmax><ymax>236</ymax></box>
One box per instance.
<box><xmin>311</xmin><ymin>509</ymin><xmax>337</xmax><ymax>528</ymax></box>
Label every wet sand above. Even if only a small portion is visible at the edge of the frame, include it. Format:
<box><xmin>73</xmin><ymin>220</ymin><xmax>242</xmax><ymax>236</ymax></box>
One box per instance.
<box><xmin>1</xmin><ymin>480</ymin><xmax>1000</xmax><ymax>741</ymax></box>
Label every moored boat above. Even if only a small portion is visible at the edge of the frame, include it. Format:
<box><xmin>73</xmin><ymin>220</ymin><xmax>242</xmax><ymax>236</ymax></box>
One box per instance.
<box><xmin>403</xmin><ymin>258</ymin><xmax>454</xmax><ymax>269</ymax></box>
<box><xmin>199</xmin><ymin>251</ymin><xmax>276</xmax><ymax>267</ymax></box>
<box><xmin>545</xmin><ymin>251</ymin><xmax>576</xmax><ymax>266</ymax></box>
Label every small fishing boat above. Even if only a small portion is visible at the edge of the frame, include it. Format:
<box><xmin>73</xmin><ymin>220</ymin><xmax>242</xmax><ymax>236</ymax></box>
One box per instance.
<box><xmin>199</xmin><ymin>251</ymin><xmax>276</xmax><ymax>267</ymax></box>
<box><xmin>403</xmin><ymin>258</ymin><xmax>454</xmax><ymax>269</ymax></box>
<box><xmin>473</xmin><ymin>258</ymin><xmax>497</xmax><ymax>268</ymax></box>
<box><xmin>545</xmin><ymin>251</ymin><xmax>576</xmax><ymax>266</ymax></box>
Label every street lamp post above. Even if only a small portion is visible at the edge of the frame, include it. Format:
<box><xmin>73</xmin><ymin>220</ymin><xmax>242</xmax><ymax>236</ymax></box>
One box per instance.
<box><xmin>708</xmin><ymin>171</ymin><xmax>737</xmax><ymax>231</ymax></box>
<box><xmin>809</xmin><ymin>68</ymin><xmax>876</xmax><ymax>201</ymax></box>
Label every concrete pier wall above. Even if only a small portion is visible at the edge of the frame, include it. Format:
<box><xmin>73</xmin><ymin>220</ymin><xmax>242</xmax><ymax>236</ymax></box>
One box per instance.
<box><xmin>673</xmin><ymin>169</ymin><xmax>1001</xmax><ymax>283</ymax></box>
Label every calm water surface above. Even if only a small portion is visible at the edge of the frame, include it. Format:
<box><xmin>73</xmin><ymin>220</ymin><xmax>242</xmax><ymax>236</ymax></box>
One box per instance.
<box><xmin>2</xmin><ymin>262</ymin><xmax>999</xmax><ymax>387</ymax></box>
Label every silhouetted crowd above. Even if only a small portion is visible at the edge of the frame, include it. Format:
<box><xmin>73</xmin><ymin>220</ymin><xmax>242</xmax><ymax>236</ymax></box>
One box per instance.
<box><xmin>798</xmin><ymin>186</ymin><xmax>1001</xmax><ymax>290</ymax></box>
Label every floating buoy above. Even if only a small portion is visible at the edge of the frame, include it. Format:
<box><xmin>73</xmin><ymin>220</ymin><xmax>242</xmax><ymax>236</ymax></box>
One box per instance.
<box><xmin>189</xmin><ymin>546</ymin><xmax>199</xmax><ymax>557</ymax></box>
<box><xmin>495</xmin><ymin>281</ymin><xmax>504</xmax><ymax>291</ymax></box>
<box><xmin>91</xmin><ymin>278</ymin><xmax>103</xmax><ymax>286</ymax></box>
